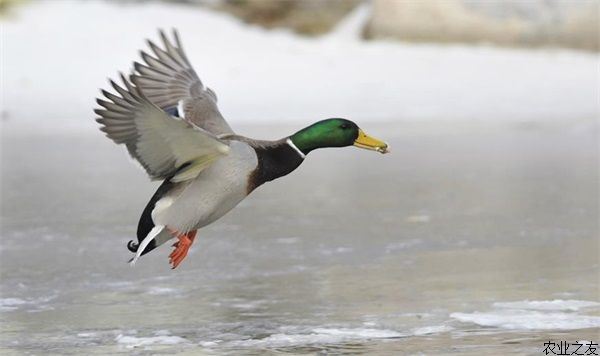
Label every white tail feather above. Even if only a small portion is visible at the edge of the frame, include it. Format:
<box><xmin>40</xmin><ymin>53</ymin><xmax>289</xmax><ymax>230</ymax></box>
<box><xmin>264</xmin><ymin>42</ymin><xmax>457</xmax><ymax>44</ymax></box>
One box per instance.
<box><xmin>129</xmin><ymin>225</ymin><xmax>165</xmax><ymax>266</ymax></box>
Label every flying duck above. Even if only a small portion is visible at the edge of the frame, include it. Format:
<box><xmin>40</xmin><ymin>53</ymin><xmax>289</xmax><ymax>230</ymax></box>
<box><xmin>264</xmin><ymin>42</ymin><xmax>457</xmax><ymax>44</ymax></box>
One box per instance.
<box><xmin>95</xmin><ymin>30</ymin><xmax>389</xmax><ymax>269</ymax></box>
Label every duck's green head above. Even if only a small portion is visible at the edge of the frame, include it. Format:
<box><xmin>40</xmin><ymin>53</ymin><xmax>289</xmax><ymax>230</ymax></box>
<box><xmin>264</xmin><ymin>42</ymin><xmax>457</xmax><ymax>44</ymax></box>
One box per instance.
<box><xmin>290</xmin><ymin>118</ymin><xmax>389</xmax><ymax>155</ymax></box>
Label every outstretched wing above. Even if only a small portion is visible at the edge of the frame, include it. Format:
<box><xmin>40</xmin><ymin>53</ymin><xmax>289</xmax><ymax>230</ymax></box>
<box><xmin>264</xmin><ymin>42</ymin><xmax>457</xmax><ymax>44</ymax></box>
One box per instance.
<box><xmin>131</xmin><ymin>29</ymin><xmax>234</xmax><ymax>136</ymax></box>
<box><xmin>95</xmin><ymin>73</ymin><xmax>230</xmax><ymax>183</ymax></box>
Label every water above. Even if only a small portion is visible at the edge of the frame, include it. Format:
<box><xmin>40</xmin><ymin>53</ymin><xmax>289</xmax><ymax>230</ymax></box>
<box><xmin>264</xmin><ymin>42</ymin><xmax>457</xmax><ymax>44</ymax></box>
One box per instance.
<box><xmin>1</xmin><ymin>122</ymin><xmax>598</xmax><ymax>355</ymax></box>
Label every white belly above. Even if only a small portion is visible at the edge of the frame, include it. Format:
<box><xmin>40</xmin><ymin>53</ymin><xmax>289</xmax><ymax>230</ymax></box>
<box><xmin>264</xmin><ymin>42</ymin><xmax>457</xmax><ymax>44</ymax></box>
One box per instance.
<box><xmin>151</xmin><ymin>141</ymin><xmax>257</xmax><ymax>232</ymax></box>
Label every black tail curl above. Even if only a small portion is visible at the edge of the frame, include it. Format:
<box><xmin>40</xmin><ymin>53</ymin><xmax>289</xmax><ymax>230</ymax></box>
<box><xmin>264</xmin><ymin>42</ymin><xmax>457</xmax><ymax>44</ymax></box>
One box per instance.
<box><xmin>127</xmin><ymin>240</ymin><xmax>139</xmax><ymax>253</ymax></box>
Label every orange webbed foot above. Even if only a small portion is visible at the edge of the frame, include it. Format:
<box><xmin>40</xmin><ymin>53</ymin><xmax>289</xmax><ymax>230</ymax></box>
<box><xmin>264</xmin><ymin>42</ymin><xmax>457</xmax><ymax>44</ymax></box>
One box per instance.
<box><xmin>168</xmin><ymin>230</ymin><xmax>197</xmax><ymax>269</ymax></box>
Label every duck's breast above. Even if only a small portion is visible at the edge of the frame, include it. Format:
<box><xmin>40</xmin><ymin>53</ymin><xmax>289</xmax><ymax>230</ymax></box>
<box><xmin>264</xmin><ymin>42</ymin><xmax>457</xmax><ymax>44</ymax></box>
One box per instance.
<box><xmin>152</xmin><ymin>140</ymin><xmax>257</xmax><ymax>232</ymax></box>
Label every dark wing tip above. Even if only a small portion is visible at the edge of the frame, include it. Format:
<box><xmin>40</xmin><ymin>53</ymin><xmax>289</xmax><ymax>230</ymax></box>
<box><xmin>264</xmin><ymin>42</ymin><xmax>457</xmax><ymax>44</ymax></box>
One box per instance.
<box><xmin>118</xmin><ymin>71</ymin><xmax>128</xmax><ymax>84</ymax></box>
<box><xmin>132</xmin><ymin>61</ymin><xmax>146</xmax><ymax>74</ymax></box>
<box><xmin>139</xmin><ymin>48</ymin><xmax>148</xmax><ymax>58</ymax></box>
<box><xmin>109</xmin><ymin>78</ymin><xmax>122</xmax><ymax>92</ymax></box>
<box><xmin>128</xmin><ymin>72</ymin><xmax>137</xmax><ymax>84</ymax></box>
<box><xmin>172</xmin><ymin>28</ymin><xmax>181</xmax><ymax>47</ymax></box>
<box><xmin>129</xmin><ymin>74</ymin><xmax>140</xmax><ymax>88</ymax></box>
<box><xmin>159</xmin><ymin>29</ymin><xmax>170</xmax><ymax>46</ymax></box>
<box><xmin>140</xmin><ymin>51</ymin><xmax>158</xmax><ymax>65</ymax></box>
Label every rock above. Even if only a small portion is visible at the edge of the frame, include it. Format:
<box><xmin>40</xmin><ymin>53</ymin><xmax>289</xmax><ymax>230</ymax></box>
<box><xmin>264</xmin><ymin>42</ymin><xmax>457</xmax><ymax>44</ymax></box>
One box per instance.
<box><xmin>363</xmin><ymin>0</ymin><xmax>599</xmax><ymax>51</ymax></box>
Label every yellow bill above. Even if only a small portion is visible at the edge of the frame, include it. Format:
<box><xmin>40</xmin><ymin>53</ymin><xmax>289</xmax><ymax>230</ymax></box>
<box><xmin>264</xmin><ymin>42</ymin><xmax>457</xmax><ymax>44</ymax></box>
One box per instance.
<box><xmin>354</xmin><ymin>129</ymin><xmax>390</xmax><ymax>154</ymax></box>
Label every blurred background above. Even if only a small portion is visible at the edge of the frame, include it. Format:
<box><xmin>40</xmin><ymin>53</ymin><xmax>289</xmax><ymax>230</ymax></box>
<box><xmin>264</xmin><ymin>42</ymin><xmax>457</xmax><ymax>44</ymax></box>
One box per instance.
<box><xmin>1</xmin><ymin>0</ymin><xmax>599</xmax><ymax>354</ymax></box>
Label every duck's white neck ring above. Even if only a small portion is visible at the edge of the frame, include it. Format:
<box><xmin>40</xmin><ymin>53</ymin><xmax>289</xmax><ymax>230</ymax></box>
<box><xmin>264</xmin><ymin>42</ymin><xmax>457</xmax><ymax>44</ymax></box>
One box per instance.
<box><xmin>286</xmin><ymin>138</ymin><xmax>306</xmax><ymax>159</ymax></box>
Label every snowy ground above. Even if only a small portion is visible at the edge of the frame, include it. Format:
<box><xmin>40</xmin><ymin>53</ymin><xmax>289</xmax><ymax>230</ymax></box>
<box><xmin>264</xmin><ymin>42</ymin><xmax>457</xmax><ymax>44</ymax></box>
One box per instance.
<box><xmin>1</xmin><ymin>0</ymin><xmax>598</xmax><ymax>134</ymax></box>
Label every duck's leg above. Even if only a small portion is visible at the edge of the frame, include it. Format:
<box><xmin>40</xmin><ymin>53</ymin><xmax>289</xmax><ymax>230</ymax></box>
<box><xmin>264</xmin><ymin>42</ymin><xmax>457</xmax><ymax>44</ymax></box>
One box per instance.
<box><xmin>168</xmin><ymin>230</ymin><xmax>197</xmax><ymax>269</ymax></box>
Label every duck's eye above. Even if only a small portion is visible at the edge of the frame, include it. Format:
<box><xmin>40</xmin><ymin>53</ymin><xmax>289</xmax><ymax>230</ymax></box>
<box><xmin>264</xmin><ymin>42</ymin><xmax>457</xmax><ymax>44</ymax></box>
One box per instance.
<box><xmin>340</xmin><ymin>123</ymin><xmax>351</xmax><ymax>129</ymax></box>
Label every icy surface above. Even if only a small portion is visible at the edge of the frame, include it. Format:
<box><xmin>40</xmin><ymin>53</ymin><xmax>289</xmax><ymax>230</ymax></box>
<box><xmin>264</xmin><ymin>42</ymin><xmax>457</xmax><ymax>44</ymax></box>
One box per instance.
<box><xmin>493</xmin><ymin>299</ymin><xmax>600</xmax><ymax>312</ymax></box>
<box><xmin>116</xmin><ymin>334</ymin><xmax>188</xmax><ymax>348</ymax></box>
<box><xmin>0</xmin><ymin>298</ymin><xmax>28</xmax><ymax>311</ymax></box>
<box><xmin>1</xmin><ymin>125</ymin><xmax>598</xmax><ymax>354</ymax></box>
<box><xmin>216</xmin><ymin>327</ymin><xmax>408</xmax><ymax>348</ymax></box>
<box><xmin>411</xmin><ymin>325</ymin><xmax>454</xmax><ymax>336</ymax></box>
<box><xmin>452</xmin><ymin>310</ymin><xmax>600</xmax><ymax>330</ymax></box>
<box><xmin>0</xmin><ymin>296</ymin><xmax>56</xmax><ymax>312</ymax></box>
<box><xmin>452</xmin><ymin>300</ymin><xmax>600</xmax><ymax>330</ymax></box>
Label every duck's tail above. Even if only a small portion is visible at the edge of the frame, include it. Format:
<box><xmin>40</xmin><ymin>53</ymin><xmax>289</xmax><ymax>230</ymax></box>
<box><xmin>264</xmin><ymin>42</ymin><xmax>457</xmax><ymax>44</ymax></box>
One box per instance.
<box><xmin>127</xmin><ymin>179</ymin><xmax>176</xmax><ymax>263</ymax></box>
<box><xmin>127</xmin><ymin>228</ymin><xmax>173</xmax><ymax>256</ymax></box>
<box><xmin>128</xmin><ymin>225</ymin><xmax>167</xmax><ymax>266</ymax></box>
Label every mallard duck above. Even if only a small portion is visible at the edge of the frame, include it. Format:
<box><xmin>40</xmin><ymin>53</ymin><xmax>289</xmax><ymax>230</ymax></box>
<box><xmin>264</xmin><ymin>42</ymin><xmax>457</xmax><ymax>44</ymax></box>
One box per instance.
<box><xmin>95</xmin><ymin>30</ymin><xmax>389</xmax><ymax>269</ymax></box>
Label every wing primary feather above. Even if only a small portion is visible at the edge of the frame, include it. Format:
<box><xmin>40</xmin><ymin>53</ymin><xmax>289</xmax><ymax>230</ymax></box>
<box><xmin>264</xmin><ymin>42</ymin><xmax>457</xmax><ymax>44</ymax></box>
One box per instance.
<box><xmin>135</xmin><ymin>60</ymin><xmax>168</xmax><ymax>77</ymax></box>
<box><xmin>108</xmin><ymin>29</ymin><xmax>235</xmax><ymax>137</ymax></box>
<box><xmin>101</xmin><ymin>89</ymin><xmax>130</xmax><ymax>108</ymax></box>
<box><xmin>94</xmin><ymin>108</ymin><xmax>130</xmax><ymax>120</ymax></box>
<box><xmin>141</xmin><ymin>52</ymin><xmax>177</xmax><ymax>73</ymax></box>
<box><xmin>147</xmin><ymin>41</ymin><xmax>181</xmax><ymax>70</ymax></box>
<box><xmin>170</xmin><ymin>29</ymin><xmax>191</xmax><ymax>66</ymax></box>
<box><xmin>96</xmin><ymin>98</ymin><xmax>131</xmax><ymax>114</ymax></box>
<box><xmin>110</xmin><ymin>78</ymin><xmax>137</xmax><ymax>105</ymax></box>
